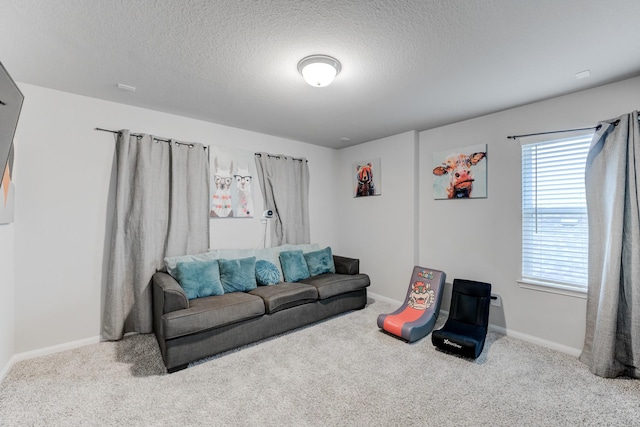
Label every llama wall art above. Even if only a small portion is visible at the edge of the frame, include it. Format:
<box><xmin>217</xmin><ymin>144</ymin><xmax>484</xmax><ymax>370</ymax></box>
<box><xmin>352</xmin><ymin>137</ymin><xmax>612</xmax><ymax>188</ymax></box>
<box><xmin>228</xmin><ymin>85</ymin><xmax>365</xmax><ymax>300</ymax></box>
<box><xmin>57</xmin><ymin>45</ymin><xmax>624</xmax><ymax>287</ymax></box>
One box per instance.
<box><xmin>234</xmin><ymin>164</ymin><xmax>254</xmax><ymax>217</ymax></box>
<box><xmin>209</xmin><ymin>146</ymin><xmax>256</xmax><ymax>218</ymax></box>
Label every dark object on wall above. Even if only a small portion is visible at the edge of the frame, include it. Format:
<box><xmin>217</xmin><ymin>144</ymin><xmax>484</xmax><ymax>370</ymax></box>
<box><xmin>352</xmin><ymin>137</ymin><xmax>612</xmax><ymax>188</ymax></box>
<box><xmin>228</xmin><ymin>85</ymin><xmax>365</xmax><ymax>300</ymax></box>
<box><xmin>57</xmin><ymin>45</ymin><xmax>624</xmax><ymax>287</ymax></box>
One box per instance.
<box><xmin>431</xmin><ymin>278</ymin><xmax>492</xmax><ymax>359</ymax></box>
<box><xmin>0</xmin><ymin>61</ymin><xmax>24</xmax><ymax>181</ymax></box>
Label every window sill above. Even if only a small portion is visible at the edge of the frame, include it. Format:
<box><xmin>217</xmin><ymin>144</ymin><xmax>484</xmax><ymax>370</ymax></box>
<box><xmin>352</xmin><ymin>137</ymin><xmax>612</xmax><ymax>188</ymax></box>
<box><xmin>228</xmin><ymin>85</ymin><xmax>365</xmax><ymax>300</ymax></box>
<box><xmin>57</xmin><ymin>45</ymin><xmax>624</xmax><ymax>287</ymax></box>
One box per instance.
<box><xmin>518</xmin><ymin>279</ymin><xmax>587</xmax><ymax>299</ymax></box>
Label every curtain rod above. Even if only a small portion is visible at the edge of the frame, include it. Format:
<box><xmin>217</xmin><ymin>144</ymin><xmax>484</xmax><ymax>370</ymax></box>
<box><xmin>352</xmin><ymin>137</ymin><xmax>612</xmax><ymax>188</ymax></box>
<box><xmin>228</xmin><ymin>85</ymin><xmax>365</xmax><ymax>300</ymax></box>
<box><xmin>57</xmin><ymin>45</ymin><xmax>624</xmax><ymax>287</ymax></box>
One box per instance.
<box><xmin>255</xmin><ymin>153</ymin><xmax>307</xmax><ymax>163</ymax></box>
<box><xmin>507</xmin><ymin>115</ymin><xmax>640</xmax><ymax>140</ymax></box>
<box><xmin>506</xmin><ymin>125</ymin><xmax>601</xmax><ymax>140</ymax></box>
<box><xmin>95</xmin><ymin>127</ymin><xmax>206</xmax><ymax>149</ymax></box>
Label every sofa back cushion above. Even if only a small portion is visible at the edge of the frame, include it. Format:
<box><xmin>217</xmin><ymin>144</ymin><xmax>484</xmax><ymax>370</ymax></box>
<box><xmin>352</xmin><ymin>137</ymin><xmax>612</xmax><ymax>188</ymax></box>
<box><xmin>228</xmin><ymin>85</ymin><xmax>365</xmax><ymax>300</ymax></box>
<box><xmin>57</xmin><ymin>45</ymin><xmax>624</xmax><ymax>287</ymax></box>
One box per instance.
<box><xmin>280</xmin><ymin>250</ymin><xmax>311</xmax><ymax>282</ymax></box>
<box><xmin>219</xmin><ymin>257</ymin><xmax>258</xmax><ymax>293</ymax></box>
<box><xmin>304</xmin><ymin>247</ymin><xmax>336</xmax><ymax>276</ymax></box>
<box><xmin>174</xmin><ymin>259</ymin><xmax>225</xmax><ymax>300</ymax></box>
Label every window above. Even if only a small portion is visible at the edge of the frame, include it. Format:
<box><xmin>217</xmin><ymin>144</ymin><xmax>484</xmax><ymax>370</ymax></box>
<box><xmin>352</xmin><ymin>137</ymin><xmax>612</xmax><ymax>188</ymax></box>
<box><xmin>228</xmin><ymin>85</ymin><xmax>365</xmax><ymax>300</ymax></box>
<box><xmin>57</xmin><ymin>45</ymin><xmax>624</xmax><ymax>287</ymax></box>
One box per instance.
<box><xmin>521</xmin><ymin>133</ymin><xmax>592</xmax><ymax>292</ymax></box>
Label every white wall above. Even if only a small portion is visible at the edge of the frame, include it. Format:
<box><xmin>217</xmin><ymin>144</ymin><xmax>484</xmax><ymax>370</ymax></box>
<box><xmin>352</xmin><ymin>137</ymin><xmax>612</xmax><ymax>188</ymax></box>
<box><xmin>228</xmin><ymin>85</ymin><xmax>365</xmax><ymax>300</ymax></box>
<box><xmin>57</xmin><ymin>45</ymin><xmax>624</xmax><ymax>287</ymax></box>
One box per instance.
<box><xmin>419</xmin><ymin>76</ymin><xmax>640</xmax><ymax>352</ymax></box>
<box><xmin>5</xmin><ymin>75</ymin><xmax>640</xmax><ymax>371</ymax></box>
<box><xmin>334</xmin><ymin>131</ymin><xmax>418</xmax><ymax>300</ymax></box>
<box><xmin>11</xmin><ymin>83</ymin><xmax>337</xmax><ymax>354</ymax></box>
<box><xmin>0</xmin><ymin>224</ymin><xmax>15</xmax><ymax>379</ymax></box>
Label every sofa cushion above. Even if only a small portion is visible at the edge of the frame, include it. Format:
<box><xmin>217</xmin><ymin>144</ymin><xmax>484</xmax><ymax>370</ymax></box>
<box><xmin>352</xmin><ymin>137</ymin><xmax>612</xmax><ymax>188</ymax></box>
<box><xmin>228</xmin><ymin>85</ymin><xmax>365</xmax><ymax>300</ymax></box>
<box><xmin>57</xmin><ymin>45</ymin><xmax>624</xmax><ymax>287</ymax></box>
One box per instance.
<box><xmin>219</xmin><ymin>257</ymin><xmax>257</xmax><ymax>293</ymax></box>
<box><xmin>300</xmin><ymin>273</ymin><xmax>371</xmax><ymax>300</ymax></box>
<box><xmin>165</xmin><ymin>244</ymin><xmax>320</xmax><ymax>278</ymax></box>
<box><xmin>255</xmin><ymin>259</ymin><xmax>281</xmax><ymax>286</ymax></box>
<box><xmin>304</xmin><ymin>247</ymin><xmax>336</xmax><ymax>276</ymax></box>
<box><xmin>280</xmin><ymin>250</ymin><xmax>311</xmax><ymax>282</ymax></box>
<box><xmin>249</xmin><ymin>283</ymin><xmax>318</xmax><ymax>314</ymax></box>
<box><xmin>162</xmin><ymin>292</ymin><xmax>265</xmax><ymax>339</ymax></box>
<box><xmin>174</xmin><ymin>259</ymin><xmax>224</xmax><ymax>300</ymax></box>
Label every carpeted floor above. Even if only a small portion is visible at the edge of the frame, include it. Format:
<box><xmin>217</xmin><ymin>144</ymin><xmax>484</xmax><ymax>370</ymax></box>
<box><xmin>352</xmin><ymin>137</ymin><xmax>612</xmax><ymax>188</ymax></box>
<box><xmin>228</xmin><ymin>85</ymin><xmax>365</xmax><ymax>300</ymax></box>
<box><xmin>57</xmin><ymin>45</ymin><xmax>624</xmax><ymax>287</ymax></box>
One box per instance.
<box><xmin>1</xmin><ymin>299</ymin><xmax>639</xmax><ymax>426</ymax></box>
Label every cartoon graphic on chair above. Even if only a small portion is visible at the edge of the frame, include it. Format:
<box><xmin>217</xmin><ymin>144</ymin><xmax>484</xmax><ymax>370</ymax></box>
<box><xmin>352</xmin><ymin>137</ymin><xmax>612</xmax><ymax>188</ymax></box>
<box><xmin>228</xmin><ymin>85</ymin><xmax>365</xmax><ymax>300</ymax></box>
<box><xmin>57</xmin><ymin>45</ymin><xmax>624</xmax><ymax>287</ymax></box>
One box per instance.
<box><xmin>211</xmin><ymin>158</ymin><xmax>233</xmax><ymax>218</ymax></box>
<box><xmin>355</xmin><ymin>163</ymin><xmax>376</xmax><ymax>197</ymax></box>
<box><xmin>408</xmin><ymin>281</ymin><xmax>436</xmax><ymax>310</ymax></box>
<box><xmin>417</xmin><ymin>269</ymin><xmax>434</xmax><ymax>280</ymax></box>
<box><xmin>234</xmin><ymin>164</ymin><xmax>254</xmax><ymax>217</ymax></box>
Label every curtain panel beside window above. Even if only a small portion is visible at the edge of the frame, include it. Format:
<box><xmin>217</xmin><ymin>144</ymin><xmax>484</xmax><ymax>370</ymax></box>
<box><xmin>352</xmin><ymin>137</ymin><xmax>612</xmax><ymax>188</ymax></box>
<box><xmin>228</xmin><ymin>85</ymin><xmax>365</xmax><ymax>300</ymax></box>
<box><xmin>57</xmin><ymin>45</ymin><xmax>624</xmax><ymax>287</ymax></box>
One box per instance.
<box><xmin>580</xmin><ymin>111</ymin><xmax>640</xmax><ymax>379</ymax></box>
<box><xmin>254</xmin><ymin>153</ymin><xmax>310</xmax><ymax>246</ymax></box>
<box><xmin>103</xmin><ymin>130</ymin><xmax>210</xmax><ymax>341</ymax></box>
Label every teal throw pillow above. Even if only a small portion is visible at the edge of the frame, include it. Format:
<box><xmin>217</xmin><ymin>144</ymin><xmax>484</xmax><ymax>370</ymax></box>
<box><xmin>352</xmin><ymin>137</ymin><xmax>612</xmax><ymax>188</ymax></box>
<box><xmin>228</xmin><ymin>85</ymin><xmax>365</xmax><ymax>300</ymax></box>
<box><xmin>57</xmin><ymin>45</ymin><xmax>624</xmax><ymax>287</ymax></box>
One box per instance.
<box><xmin>218</xmin><ymin>257</ymin><xmax>258</xmax><ymax>293</ymax></box>
<box><xmin>255</xmin><ymin>260</ymin><xmax>281</xmax><ymax>286</ymax></box>
<box><xmin>304</xmin><ymin>247</ymin><xmax>336</xmax><ymax>277</ymax></box>
<box><xmin>280</xmin><ymin>250</ymin><xmax>311</xmax><ymax>282</ymax></box>
<box><xmin>255</xmin><ymin>247</ymin><xmax>284</xmax><ymax>285</ymax></box>
<box><xmin>174</xmin><ymin>259</ymin><xmax>224</xmax><ymax>300</ymax></box>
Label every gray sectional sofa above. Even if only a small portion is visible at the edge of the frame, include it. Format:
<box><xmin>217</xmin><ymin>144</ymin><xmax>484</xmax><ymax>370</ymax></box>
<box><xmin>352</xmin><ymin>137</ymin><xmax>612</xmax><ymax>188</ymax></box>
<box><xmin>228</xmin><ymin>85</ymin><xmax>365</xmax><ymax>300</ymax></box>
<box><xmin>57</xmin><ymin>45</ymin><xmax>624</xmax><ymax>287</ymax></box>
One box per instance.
<box><xmin>153</xmin><ymin>251</ymin><xmax>370</xmax><ymax>372</ymax></box>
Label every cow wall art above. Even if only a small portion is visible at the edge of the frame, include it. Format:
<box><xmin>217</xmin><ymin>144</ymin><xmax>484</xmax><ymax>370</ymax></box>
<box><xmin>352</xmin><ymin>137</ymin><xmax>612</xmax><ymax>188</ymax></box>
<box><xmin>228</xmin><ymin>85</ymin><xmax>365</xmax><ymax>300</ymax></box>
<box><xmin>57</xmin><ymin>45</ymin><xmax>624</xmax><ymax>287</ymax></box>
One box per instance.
<box><xmin>432</xmin><ymin>144</ymin><xmax>487</xmax><ymax>199</ymax></box>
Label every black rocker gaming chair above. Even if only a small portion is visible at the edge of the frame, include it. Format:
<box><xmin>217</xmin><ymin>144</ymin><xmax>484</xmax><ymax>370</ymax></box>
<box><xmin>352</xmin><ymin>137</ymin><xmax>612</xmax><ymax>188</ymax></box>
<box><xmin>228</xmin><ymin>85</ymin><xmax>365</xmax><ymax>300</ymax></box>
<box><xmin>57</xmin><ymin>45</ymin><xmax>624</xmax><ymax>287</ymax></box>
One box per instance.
<box><xmin>431</xmin><ymin>279</ymin><xmax>492</xmax><ymax>359</ymax></box>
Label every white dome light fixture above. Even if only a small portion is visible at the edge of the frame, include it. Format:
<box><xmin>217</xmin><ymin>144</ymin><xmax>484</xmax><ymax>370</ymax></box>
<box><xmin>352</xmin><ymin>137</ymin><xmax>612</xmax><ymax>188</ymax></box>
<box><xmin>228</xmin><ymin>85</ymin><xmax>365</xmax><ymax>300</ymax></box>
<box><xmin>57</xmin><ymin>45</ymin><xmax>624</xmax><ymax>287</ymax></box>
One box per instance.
<box><xmin>297</xmin><ymin>55</ymin><xmax>342</xmax><ymax>87</ymax></box>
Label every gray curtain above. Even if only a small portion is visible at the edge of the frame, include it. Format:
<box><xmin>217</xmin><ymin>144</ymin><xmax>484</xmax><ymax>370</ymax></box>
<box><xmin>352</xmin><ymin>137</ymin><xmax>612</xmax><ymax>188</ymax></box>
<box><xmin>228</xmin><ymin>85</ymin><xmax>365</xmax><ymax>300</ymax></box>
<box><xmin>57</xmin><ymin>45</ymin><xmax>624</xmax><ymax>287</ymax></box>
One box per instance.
<box><xmin>580</xmin><ymin>111</ymin><xmax>640</xmax><ymax>378</ymax></box>
<box><xmin>254</xmin><ymin>153</ymin><xmax>310</xmax><ymax>245</ymax></box>
<box><xmin>103</xmin><ymin>130</ymin><xmax>210</xmax><ymax>340</ymax></box>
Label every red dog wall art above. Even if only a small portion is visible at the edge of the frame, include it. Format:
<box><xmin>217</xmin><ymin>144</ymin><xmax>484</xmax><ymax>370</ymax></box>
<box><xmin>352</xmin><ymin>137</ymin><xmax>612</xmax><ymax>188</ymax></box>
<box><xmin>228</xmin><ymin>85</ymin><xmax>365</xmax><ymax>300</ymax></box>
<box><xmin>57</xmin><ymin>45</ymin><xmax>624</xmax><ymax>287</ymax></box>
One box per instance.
<box><xmin>353</xmin><ymin>158</ymin><xmax>382</xmax><ymax>198</ymax></box>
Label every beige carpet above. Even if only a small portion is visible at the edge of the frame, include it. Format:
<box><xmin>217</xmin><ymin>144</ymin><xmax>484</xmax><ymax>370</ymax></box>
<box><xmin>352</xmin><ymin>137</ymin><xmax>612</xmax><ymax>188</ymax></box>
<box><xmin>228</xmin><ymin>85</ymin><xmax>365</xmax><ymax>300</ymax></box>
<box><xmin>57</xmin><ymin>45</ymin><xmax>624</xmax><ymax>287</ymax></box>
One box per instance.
<box><xmin>1</xmin><ymin>299</ymin><xmax>639</xmax><ymax>426</ymax></box>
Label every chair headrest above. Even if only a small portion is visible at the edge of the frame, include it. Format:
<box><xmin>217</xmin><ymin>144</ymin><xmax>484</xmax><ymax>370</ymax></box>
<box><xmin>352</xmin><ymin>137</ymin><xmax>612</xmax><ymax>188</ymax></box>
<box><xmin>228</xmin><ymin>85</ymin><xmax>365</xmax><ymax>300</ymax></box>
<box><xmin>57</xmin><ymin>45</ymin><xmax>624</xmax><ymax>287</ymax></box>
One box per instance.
<box><xmin>452</xmin><ymin>279</ymin><xmax>492</xmax><ymax>297</ymax></box>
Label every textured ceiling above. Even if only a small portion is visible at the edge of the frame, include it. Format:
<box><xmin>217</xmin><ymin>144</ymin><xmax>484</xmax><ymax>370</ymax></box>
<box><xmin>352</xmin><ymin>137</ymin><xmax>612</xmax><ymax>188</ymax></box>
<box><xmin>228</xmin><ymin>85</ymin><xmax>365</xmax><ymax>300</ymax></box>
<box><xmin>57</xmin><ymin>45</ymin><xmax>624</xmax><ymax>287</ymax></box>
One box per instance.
<box><xmin>1</xmin><ymin>0</ymin><xmax>640</xmax><ymax>148</ymax></box>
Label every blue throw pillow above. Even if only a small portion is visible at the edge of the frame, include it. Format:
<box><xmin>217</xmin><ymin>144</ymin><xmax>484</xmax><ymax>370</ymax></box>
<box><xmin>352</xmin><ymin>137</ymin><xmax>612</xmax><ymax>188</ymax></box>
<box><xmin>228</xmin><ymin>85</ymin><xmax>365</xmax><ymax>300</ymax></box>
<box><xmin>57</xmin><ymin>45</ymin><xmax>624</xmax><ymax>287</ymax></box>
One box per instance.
<box><xmin>280</xmin><ymin>250</ymin><xmax>311</xmax><ymax>282</ymax></box>
<box><xmin>174</xmin><ymin>259</ymin><xmax>224</xmax><ymax>300</ymax></box>
<box><xmin>218</xmin><ymin>257</ymin><xmax>258</xmax><ymax>293</ymax></box>
<box><xmin>304</xmin><ymin>247</ymin><xmax>336</xmax><ymax>277</ymax></box>
<box><xmin>255</xmin><ymin>260</ymin><xmax>281</xmax><ymax>286</ymax></box>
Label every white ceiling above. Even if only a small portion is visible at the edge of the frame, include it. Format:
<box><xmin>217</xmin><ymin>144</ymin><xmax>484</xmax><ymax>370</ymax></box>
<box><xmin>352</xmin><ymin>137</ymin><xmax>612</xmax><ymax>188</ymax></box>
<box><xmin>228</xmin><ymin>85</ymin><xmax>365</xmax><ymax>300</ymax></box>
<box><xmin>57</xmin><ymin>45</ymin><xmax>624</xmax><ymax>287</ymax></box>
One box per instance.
<box><xmin>1</xmin><ymin>0</ymin><xmax>640</xmax><ymax>148</ymax></box>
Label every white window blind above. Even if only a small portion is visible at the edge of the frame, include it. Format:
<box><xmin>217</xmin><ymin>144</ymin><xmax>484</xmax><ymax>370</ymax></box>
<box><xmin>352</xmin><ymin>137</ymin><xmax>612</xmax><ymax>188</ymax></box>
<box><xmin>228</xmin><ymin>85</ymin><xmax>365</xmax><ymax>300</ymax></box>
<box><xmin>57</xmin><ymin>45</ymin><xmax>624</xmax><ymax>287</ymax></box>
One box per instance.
<box><xmin>521</xmin><ymin>133</ymin><xmax>592</xmax><ymax>291</ymax></box>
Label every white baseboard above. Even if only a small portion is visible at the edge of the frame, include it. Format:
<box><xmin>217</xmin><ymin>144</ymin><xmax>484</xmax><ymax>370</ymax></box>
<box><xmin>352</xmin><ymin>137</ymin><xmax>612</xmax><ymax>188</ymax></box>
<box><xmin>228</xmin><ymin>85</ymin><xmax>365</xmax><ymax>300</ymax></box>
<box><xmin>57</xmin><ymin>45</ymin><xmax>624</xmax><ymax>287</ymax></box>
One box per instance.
<box><xmin>369</xmin><ymin>292</ymin><xmax>582</xmax><ymax>357</ymax></box>
<box><xmin>0</xmin><ymin>356</ymin><xmax>16</xmax><ymax>384</ymax></box>
<box><xmin>488</xmin><ymin>324</ymin><xmax>582</xmax><ymax>357</ymax></box>
<box><xmin>368</xmin><ymin>291</ymin><xmax>403</xmax><ymax>306</ymax></box>
<box><xmin>0</xmin><ymin>335</ymin><xmax>101</xmax><ymax>384</ymax></box>
<box><xmin>12</xmin><ymin>335</ymin><xmax>101</xmax><ymax>363</ymax></box>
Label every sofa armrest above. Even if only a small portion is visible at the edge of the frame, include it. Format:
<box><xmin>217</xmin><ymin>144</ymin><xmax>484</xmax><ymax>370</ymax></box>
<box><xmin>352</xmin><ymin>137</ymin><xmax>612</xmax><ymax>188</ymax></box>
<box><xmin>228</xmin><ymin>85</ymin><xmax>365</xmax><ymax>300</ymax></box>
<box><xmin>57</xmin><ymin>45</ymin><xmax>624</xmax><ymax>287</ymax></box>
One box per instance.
<box><xmin>333</xmin><ymin>255</ymin><xmax>360</xmax><ymax>275</ymax></box>
<box><xmin>153</xmin><ymin>272</ymin><xmax>189</xmax><ymax>314</ymax></box>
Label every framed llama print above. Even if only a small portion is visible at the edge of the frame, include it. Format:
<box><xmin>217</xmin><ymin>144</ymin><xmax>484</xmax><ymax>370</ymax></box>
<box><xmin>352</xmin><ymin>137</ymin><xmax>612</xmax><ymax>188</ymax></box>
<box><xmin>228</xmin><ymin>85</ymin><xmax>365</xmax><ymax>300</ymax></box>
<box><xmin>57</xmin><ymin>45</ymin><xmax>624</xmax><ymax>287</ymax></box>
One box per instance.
<box><xmin>209</xmin><ymin>146</ymin><xmax>256</xmax><ymax>218</ymax></box>
<box><xmin>432</xmin><ymin>143</ymin><xmax>487</xmax><ymax>199</ymax></box>
<box><xmin>353</xmin><ymin>158</ymin><xmax>382</xmax><ymax>197</ymax></box>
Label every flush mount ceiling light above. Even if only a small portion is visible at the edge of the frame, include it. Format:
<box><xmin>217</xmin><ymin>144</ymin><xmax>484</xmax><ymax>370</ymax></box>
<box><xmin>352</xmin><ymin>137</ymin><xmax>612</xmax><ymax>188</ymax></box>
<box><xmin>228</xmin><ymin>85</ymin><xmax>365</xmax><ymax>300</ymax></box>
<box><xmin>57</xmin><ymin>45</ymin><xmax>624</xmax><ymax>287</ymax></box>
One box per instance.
<box><xmin>297</xmin><ymin>55</ymin><xmax>342</xmax><ymax>87</ymax></box>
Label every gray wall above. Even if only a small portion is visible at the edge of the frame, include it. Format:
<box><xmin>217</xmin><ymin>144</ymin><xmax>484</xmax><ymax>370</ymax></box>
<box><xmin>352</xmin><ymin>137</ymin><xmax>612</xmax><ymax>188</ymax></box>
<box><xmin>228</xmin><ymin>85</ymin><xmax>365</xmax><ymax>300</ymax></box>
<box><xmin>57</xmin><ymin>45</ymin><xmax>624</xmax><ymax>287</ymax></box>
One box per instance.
<box><xmin>334</xmin><ymin>76</ymin><xmax>640</xmax><ymax>354</ymax></box>
<box><xmin>418</xmin><ymin>76</ymin><xmax>640</xmax><ymax>353</ymax></box>
<box><xmin>9</xmin><ymin>83</ymin><xmax>338</xmax><ymax>357</ymax></box>
<box><xmin>2</xmin><ymin>76</ymin><xmax>640</xmax><ymax>378</ymax></box>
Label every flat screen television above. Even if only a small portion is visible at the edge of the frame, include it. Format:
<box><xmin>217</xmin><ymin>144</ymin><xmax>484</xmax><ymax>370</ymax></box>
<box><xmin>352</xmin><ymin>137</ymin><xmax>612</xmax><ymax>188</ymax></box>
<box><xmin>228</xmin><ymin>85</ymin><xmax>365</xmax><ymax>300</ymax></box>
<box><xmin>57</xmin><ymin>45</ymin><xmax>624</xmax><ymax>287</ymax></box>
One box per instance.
<box><xmin>0</xmin><ymin>61</ymin><xmax>23</xmax><ymax>224</ymax></box>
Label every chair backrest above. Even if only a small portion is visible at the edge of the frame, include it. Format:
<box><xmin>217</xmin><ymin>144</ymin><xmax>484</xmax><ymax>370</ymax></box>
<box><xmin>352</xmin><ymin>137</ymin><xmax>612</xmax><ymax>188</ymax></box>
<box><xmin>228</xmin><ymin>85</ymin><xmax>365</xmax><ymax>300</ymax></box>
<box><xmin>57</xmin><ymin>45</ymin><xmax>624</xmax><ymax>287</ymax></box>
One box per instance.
<box><xmin>401</xmin><ymin>266</ymin><xmax>446</xmax><ymax>311</ymax></box>
<box><xmin>448</xmin><ymin>279</ymin><xmax>492</xmax><ymax>327</ymax></box>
